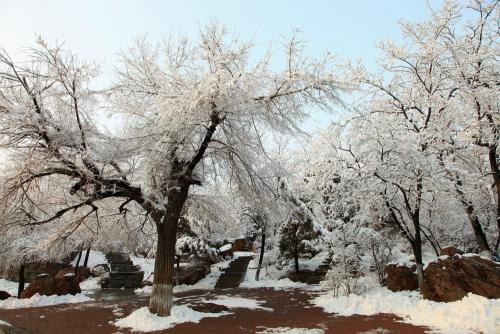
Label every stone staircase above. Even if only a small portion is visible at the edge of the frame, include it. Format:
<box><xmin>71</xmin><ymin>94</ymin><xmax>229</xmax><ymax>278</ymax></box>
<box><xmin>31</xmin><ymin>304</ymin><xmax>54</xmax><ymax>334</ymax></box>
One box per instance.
<box><xmin>101</xmin><ymin>252</ymin><xmax>144</xmax><ymax>289</ymax></box>
<box><xmin>214</xmin><ymin>256</ymin><xmax>253</xmax><ymax>289</ymax></box>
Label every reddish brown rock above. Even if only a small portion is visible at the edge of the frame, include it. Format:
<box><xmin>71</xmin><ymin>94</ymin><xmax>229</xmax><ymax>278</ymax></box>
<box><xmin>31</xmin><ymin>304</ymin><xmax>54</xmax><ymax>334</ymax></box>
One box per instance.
<box><xmin>386</xmin><ymin>263</ymin><xmax>418</xmax><ymax>292</ymax></box>
<box><xmin>0</xmin><ymin>290</ymin><xmax>11</xmax><ymax>300</ymax></box>
<box><xmin>232</xmin><ymin>239</ymin><xmax>247</xmax><ymax>252</ymax></box>
<box><xmin>439</xmin><ymin>246</ymin><xmax>464</xmax><ymax>257</ymax></box>
<box><xmin>54</xmin><ymin>270</ymin><xmax>82</xmax><ymax>295</ymax></box>
<box><xmin>20</xmin><ymin>274</ymin><xmax>55</xmax><ymax>298</ymax></box>
<box><xmin>175</xmin><ymin>264</ymin><xmax>210</xmax><ymax>285</ymax></box>
<box><xmin>422</xmin><ymin>254</ymin><xmax>500</xmax><ymax>302</ymax></box>
<box><xmin>56</xmin><ymin>267</ymin><xmax>91</xmax><ymax>282</ymax></box>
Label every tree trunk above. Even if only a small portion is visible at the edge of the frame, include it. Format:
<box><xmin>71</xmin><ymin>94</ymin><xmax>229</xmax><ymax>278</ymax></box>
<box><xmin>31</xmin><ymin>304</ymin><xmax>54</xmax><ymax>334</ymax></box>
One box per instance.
<box><xmin>74</xmin><ymin>249</ymin><xmax>83</xmax><ymax>275</ymax></box>
<box><xmin>488</xmin><ymin>146</ymin><xmax>500</xmax><ymax>253</ymax></box>
<box><xmin>149</xmin><ymin>186</ymin><xmax>189</xmax><ymax>317</ymax></box>
<box><xmin>176</xmin><ymin>256</ymin><xmax>180</xmax><ymax>286</ymax></box>
<box><xmin>18</xmin><ymin>264</ymin><xmax>25</xmax><ymax>299</ymax></box>
<box><xmin>255</xmin><ymin>232</ymin><xmax>265</xmax><ymax>281</ymax></box>
<box><xmin>465</xmin><ymin>203</ymin><xmax>492</xmax><ymax>256</ymax></box>
<box><xmin>294</xmin><ymin>245</ymin><xmax>299</xmax><ymax>274</ymax></box>
<box><xmin>83</xmin><ymin>247</ymin><xmax>91</xmax><ymax>267</ymax></box>
<box><xmin>412</xmin><ymin>236</ymin><xmax>424</xmax><ymax>293</ymax></box>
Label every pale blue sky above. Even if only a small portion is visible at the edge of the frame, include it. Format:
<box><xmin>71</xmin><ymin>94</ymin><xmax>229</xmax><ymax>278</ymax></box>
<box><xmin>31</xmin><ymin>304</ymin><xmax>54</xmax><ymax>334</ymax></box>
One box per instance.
<box><xmin>0</xmin><ymin>1</ymin><xmax>443</xmax><ymax>67</ymax></box>
<box><xmin>0</xmin><ymin>0</ymin><xmax>444</xmax><ymax>130</ymax></box>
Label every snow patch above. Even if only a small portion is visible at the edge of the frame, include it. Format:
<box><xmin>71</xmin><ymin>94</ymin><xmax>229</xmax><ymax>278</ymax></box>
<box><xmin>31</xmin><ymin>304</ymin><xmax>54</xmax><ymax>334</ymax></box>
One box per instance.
<box><xmin>70</xmin><ymin>250</ymin><xmax>108</xmax><ymax>268</ymax></box>
<box><xmin>240</xmin><ymin>278</ymin><xmax>308</xmax><ymax>290</ymax></box>
<box><xmin>0</xmin><ymin>279</ymin><xmax>26</xmax><ymax>297</ymax></box>
<box><xmin>115</xmin><ymin>305</ymin><xmax>227</xmax><ymax>332</ymax></box>
<box><xmin>0</xmin><ymin>293</ymin><xmax>93</xmax><ymax>309</ymax></box>
<box><xmin>313</xmin><ymin>287</ymin><xmax>500</xmax><ymax>334</ymax></box>
<box><xmin>0</xmin><ymin>319</ymin><xmax>11</xmax><ymax>326</ymax></box>
<box><xmin>207</xmin><ymin>295</ymin><xmax>273</xmax><ymax>311</ymax></box>
<box><xmin>219</xmin><ymin>244</ymin><xmax>232</xmax><ymax>252</ymax></box>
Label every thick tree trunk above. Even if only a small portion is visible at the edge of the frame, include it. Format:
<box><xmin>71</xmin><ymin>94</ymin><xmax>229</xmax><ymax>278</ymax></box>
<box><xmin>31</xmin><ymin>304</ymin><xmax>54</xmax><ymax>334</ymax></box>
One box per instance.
<box><xmin>149</xmin><ymin>186</ymin><xmax>189</xmax><ymax>317</ymax></box>
<box><xmin>465</xmin><ymin>203</ymin><xmax>492</xmax><ymax>256</ymax></box>
<box><xmin>488</xmin><ymin>146</ymin><xmax>500</xmax><ymax>253</ymax></box>
<box><xmin>255</xmin><ymin>232</ymin><xmax>265</xmax><ymax>281</ymax></box>
<box><xmin>74</xmin><ymin>249</ymin><xmax>83</xmax><ymax>275</ymax></box>
<box><xmin>18</xmin><ymin>264</ymin><xmax>25</xmax><ymax>298</ymax></box>
<box><xmin>83</xmin><ymin>247</ymin><xmax>91</xmax><ymax>267</ymax></box>
<box><xmin>411</xmin><ymin>229</ymin><xmax>425</xmax><ymax>292</ymax></box>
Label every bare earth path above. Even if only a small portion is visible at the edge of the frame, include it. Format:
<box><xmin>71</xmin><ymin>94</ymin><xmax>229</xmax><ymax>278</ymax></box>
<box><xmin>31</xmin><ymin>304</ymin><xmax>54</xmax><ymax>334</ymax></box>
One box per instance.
<box><xmin>0</xmin><ymin>288</ymin><xmax>429</xmax><ymax>334</ymax></box>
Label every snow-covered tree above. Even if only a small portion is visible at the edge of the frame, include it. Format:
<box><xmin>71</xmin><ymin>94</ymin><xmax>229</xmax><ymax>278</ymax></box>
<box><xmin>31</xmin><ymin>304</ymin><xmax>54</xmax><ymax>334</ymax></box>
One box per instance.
<box><xmin>0</xmin><ymin>25</ymin><xmax>348</xmax><ymax>315</ymax></box>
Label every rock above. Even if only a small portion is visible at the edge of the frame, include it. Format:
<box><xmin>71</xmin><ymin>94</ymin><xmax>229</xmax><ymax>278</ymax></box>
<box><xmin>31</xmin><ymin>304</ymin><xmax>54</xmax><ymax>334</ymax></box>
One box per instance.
<box><xmin>91</xmin><ymin>263</ymin><xmax>110</xmax><ymax>277</ymax></box>
<box><xmin>175</xmin><ymin>264</ymin><xmax>210</xmax><ymax>285</ymax></box>
<box><xmin>54</xmin><ymin>270</ymin><xmax>81</xmax><ymax>295</ymax></box>
<box><xmin>189</xmin><ymin>302</ymin><xmax>230</xmax><ymax>313</ymax></box>
<box><xmin>55</xmin><ymin>267</ymin><xmax>91</xmax><ymax>282</ymax></box>
<box><xmin>20</xmin><ymin>274</ymin><xmax>55</xmax><ymax>298</ymax></box>
<box><xmin>439</xmin><ymin>246</ymin><xmax>464</xmax><ymax>257</ymax></box>
<box><xmin>232</xmin><ymin>238</ymin><xmax>247</xmax><ymax>252</ymax></box>
<box><xmin>0</xmin><ymin>290</ymin><xmax>11</xmax><ymax>300</ymax></box>
<box><xmin>219</xmin><ymin>244</ymin><xmax>233</xmax><ymax>259</ymax></box>
<box><xmin>386</xmin><ymin>263</ymin><xmax>418</xmax><ymax>292</ymax></box>
<box><xmin>422</xmin><ymin>254</ymin><xmax>500</xmax><ymax>302</ymax></box>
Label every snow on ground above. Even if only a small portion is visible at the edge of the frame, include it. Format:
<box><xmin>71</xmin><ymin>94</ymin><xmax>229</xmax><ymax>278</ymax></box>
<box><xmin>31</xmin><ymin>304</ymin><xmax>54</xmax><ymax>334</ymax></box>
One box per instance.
<box><xmin>313</xmin><ymin>287</ymin><xmax>500</xmax><ymax>334</ymax></box>
<box><xmin>0</xmin><ymin>278</ymin><xmax>25</xmax><ymax>296</ymax></box>
<box><xmin>0</xmin><ymin>319</ymin><xmax>11</xmax><ymax>326</ymax></box>
<box><xmin>256</xmin><ymin>327</ymin><xmax>324</xmax><ymax>334</ymax></box>
<box><xmin>80</xmin><ymin>277</ymin><xmax>101</xmax><ymax>292</ymax></box>
<box><xmin>70</xmin><ymin>250</ymin><xmax>108</xmax><ymax>268</ymax></box>
<box><xmin>135</xmin><ymin>259</ymin><xmax>232</xmax><ymax>294</ymax></box>
<box><xmin>115</xmin><ymin>305</ymin><xmax>228</xmax><ymax>332</ymax></box>
<box><xmin>0</xmin><ymin>293</ymin><xmax>93</xmax><ymax>309</ymax></box>
<box><xmin>204</xmin><ymin>295</ymin><xmax>273</xmax><ymax>311</ymax></box>
<box><xmin>240</xmin><ymin>278</ymin><xmax>308</xmax><ymax>290</ymax></box>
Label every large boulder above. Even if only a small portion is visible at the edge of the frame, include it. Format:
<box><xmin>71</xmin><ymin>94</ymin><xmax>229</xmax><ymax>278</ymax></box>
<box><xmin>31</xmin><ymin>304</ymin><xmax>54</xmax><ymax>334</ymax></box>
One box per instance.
<box><xmin>20</xmin><ymin>274</ymin><xmax>55</xmax><ymax>298</ymax></box>
<box><xmin>55</xmin><ymin>267</ymin><xmax>91</xmax><ymax>282</ymax></box>
<box><xmin>386</xmin><ymin>263</ymin><xmax>418</xmax><ymax>292</ymax></box>
<box><xmin>439</xmin><ymin>246</ymin><xmax>464</xmax><ymax>257</ymax></box>
<box><xmin>175</xmin><ymin>264</ymin><xmax>210</xmax><ymax>285</ymax></box>
<box><xmin>0</xmin><ymin>290</ymin><xmax>11</xmax><ymax>300</ymax></box>
<box><xmin>91</xmin><ymin>263</ymin><xmax>110</xmax><ymax>277</ymax></box>
<box><xmin>54</xmin><ymin>270</ymin><xmax>81</xmax><ymax>295</ymax></box>
<box><xmin>232</xmin><ymin>238</ymin><xmax>247</xmax><ymax>252</ymax></box>
<box><xmin>422</xmin><ymin>254</ymin><xmax>500</xmax><ymax>302</ymax></box>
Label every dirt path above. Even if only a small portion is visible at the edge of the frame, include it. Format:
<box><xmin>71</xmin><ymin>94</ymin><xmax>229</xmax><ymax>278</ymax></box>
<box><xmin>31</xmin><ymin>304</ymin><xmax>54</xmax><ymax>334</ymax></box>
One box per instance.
<box><xmin>0</xmin><ymin>288</ymin><xmax>429</xmax><ymax>333</ymax></box>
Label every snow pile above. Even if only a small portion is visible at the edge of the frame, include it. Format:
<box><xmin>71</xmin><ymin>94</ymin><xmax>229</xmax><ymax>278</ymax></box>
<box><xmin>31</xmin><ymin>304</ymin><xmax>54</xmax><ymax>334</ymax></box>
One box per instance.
<box><xmin>257</xmin><ymin>327</ymin><xmax>324</xmax><ymax>334</ymax></box>
<box><xmin>313</xmin><ymin>288</ymin><xmax>500</xmax><ymax>333</ymax></box>
<box><xmin>115</xmin><ymin>305</ymin><xmax>227</xmax><ymax>332</ymax></box>
<box><xmin>70</xmin><ymin>250</ymin><xmax>108</xmax><ymax>268</ymax></box>
<box><xmin>219</xmin><ymin>244</ymin><xmax>232</xmax><ymax>252</ymax></box>
<box><xmin>0</xmin><ymin>279</ymin><xmax>25</xmax><ymax>296</ymax></box>
<box><xmin>0</xmin><ymin>293</ymin><xmax>93</xmax><ymax>309</ymax></box>
<box><xmin>240</xmin><ymin>278</ymin><xmax>308</xmax><ymax>290</ymax></box>
<box><xmin>80</xmin><ymin>277</ymin><xmax>101</xmax><ymax>291</ymax></box>
<box><xmin>0</xmin><ymin>319</ymin><xmax>11</xmax><ymax>326</ymax></box>
<box><xmin>135</xmin><ymin>259</ymin><xmax>232</xmax><ymax>295</ymax></box>
<box><xmin>206</xmin><ymin>295</ymin><xmax>273</xmax><ymax>311</ymax></box>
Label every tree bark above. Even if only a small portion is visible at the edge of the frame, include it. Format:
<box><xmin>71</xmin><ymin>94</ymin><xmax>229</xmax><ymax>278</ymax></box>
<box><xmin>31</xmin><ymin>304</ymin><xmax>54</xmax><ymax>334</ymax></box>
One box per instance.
<box><xmin>149</xmin><ymin>186</ymin><xmax>189</xmax><ymax>316</ymax></box>
<box><xmin>488</xmin><ymin>146</ymin><xmax>500</xmax><ymax>253</ymax></box>
<box><xmin>255</xmin><ymin>232</ymin><xmax>265</xmax><ymax>281</ymax></box>
<box><xmin>83</xmin><ymin>247</ymin><xmax>91</xmax><ymax>267</ymax></box>
<box><xmin>17</xmin><ymin>264</ymin><xmax>25</xmax><ymax>299</ymax></box>
<box><xmin>294</xmin><ymin>245</ymin><xmax>299</xmax><ymax>274</ymax></box>
<box><xmin>74</xmin><ymin>249</ymin><xmax>83</xmax><ymax>275</ymax></box>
